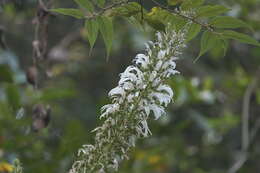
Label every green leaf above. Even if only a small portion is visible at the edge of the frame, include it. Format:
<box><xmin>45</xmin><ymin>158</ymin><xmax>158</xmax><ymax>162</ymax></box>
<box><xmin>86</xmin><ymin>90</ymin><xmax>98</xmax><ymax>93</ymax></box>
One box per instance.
<box><xmin>5</xmin><ymin>83</ymin><xmax>21</xmax><ymax>111</ymax></box>
<box><xmin>74</xmin><ymin>0</ymin><xmax>94</xmax><ymax>12</ymax></box>
<box><xmin>181</xmin><ymin>0</ymin><xmax>204</xmax><ymax>10</ymax></box>
<box><xmin>222</xmin><ymin>30</ymin><xmax>260</xmax><ymax>46</ymax></box>
<box><xmin>168</xmin><ymin>0</ymin><xmax>184</xmax><ymax>6</ymax></box>
<box><xmin>98</xmin><ymin>16</ymin><xmax>114</xmax><ymax>59</ymax></box>
<box><xmin>196</xmin><ymin>31</ymin><xmax>218</xmax><ymax>60</ymax></box>
<box><xmin>211</xmin><ymin>38</ymin><xmax>228</xmax><ymax>58</ymax></box>
<box><xmin>50</xmin><ymin>8</ymin><xmax>85</xmax><ymax>19</ymax></box>
<box><xmin>96</xmin><ymin>0</ymin><xmax>106</xmax><ymax>8</ymax></box>
<box><xmin>210</xmin><ymin>16</ymin><xmax>252</xmax><ymax>30</ymax></box>
<box><xmin>186</xmin><ymin>23</ymin><xmax>201</xmax><ymax>41</ymax></box>
<box><xmin>196</xmin><ymin>5</ymin><xmax>230</xmax><ymax>18</ymax></box>
<box><xmin>0</xmin><ymin>65</ymin><xmax>13</xmax><ymax>83</ymax></box>
<box><xmin>109</xmin><ymin>2</ymin><xmax>141</xmax><ymax>17</ymax></box>
<box><xmin>85</xmin><ymin>19</ymin><xmax>99</xmax><ymax>53</ymax></box>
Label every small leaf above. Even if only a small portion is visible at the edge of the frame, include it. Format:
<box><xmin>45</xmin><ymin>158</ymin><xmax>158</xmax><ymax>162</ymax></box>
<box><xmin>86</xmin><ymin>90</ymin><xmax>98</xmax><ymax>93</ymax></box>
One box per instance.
<box><xmin>210</xmin><ymin>16</ymin><xmax>252</xmax><ymax>31</ymax></box>
<box><xmin>96</xmin><ymin>0</ymin><xmax>106</xmax><ymax>8</ymax></box>
<box><xmin>51</xmin><ymin>8</ymin><xmax>85</xmax><ymax>19</ymax></box>
<box><xmin>186</xmin><ymin>23</ymin><xmax>201</xmax><ymax>41</ymax></box>
<box><xmin>181</xmin><ymin>0</ymin><xmax>204</xmax><ymax>10</ymax></box>
<box><xmin>222</xmin><ymin>30</ymin><xmax>260</xmax><ymax>46</ymax></box>
<box><xmin>5</xmin><ymin>83</ymin><xmax>21</xmax><ymax>111</ymax></box>
<box><xmin>74</xmin><ymin>0</ymin><xmax>94</xmax><ymax>12</ymax></box>
<box><xmin>85</xmin><ymin>19</ymin><xmax>99</xmax><ymax>53</ymax></box>
<box><xmin>0</xmin><ymin>65</ymin><xmax>13</xmax><ymax>83</ymax></box>
<box><xmin>196</xmin><ymin>31</ymin><xmax>218</xmax><ymax>60</ymax></box>
<box><xmin>196</xmin><ymin>5</ymin><xmax>230</xmax><ymax>18</ymax></box>
<box><xmin>98</xmin><ymin>16</ymin><xmax>114</xmax><ymax>59</ymax></box>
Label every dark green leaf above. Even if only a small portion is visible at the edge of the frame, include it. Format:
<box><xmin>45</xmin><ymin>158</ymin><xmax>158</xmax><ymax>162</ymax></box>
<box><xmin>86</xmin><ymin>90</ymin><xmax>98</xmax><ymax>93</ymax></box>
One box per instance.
<box><xmin>0</xmin><ymin>65</ymin><xmax>13</xmax><ymax>83</ymax></box>
<box><xmin>181</xmin><ymin>0</ymin><xmax>204</xmax><ymax>10</ymax></box>
<box><xmin>98</xmin><ymin>16</ymin><xmax>114</xmax><ymax>59</ymax></box>
<box><xmin>50</xmin><ymin>8</ymin><xmax>85</xmax><ymax>19</ymax></box>
<box><xmin>186</xmin><ymin>23</ymin><xmax>201</xmax><ymax>41</ymax></box>
<box><xmin>222</xmin><ymin>30</ymin><xmax>260</xmax><ymax>46</ymax></box>
<box><xmin>210</xmin><ymin>16</ymin><xmax>252</xmax><ymax>30</ymax></box>
<box><xmin>5</xmin><ymin>83</ymin><xmax>21</xmax><ymax>111</ymax></box>
<box><xmin>197</xmin><ymin>31</ymin><xmax>218</xmax><ymax>60</ymax></box>
<box><xmin>74</xmin><ymin>0</ymin><xmax>94</xmax><ymax>12</ymax></box>
<box><xmin>196</xmin><ymin>5</ymin><xmax>230</xmax><ymax>18</ymax></box>
<box><xmin>85</xmin><ymin>19</ymin><xmax>99</xmax><ymax>53</ymax></box>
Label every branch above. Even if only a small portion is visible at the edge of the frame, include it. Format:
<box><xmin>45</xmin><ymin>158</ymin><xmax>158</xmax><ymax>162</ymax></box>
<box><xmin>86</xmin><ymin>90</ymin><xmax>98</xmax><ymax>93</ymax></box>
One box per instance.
<box><xmin>85</xmin><ymin>0</ymin><xmax>130</xmax><ymax>19</ymax></box>
<box><xmin>228</xmin><ymin>68</ymin><xmax>260</xmax><ymax>173</ymax></box>
<box><xmin>150</xmin><ymin>0</ymin><xmax>214</xmax><ymax>32</ymax></box>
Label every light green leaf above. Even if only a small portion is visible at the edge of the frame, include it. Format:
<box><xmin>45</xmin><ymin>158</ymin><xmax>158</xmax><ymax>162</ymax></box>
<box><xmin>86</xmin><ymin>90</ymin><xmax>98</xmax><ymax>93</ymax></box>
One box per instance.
<box><xmin>181</xmin><ymin>0</ymin><xmax>204</xmax><ymax>10</ymax></box>
<box><xmin>51</xmin><ymin>8</ymin><xmax>85</xmax><ymax>19</ymax></box>
<box><xmin>109</xmin><ymin>2</ymin><xmax>141</xmax><ymax>17</ymax></box>
<box><xmin>222</xmin><ymin>30</ymin><xmax>260</xmax><ymax>46</ymax></box>
<box><xmin>85</xmin><ymin>19</ymin><xmax>99</xmax><ymax>53</ymax></box>
<box><xmin>210</xmin><ymin>16</ymin><xmax>252</xmax><ymax>30</ymax></box>
<box><xmin>196</xmin><ymin>5</ymin><xmax>230</xmax><ymax>18</ymax></box>
<box><xmin>98</xmin><ymin>16</ymin><xmax>114</xmax><ymax>59</ymax></box>
<box><xmin>196</xmin><ymin>31</ymin><xmax>218</xmax><ymax>60</ymax></box>
<box><xmin>186</xmin><ymin>23</ymin><xmax>201</xmax><ymax>41</ymax></box>
<box><xmin>96</xmin><ymin>0</ymin><xmax>106</xmax><ymax>8</ymax></box>
<box><xmin>74</xmin><ymin>0</ymin><xmax>94</xmax><ymax>12</ymax></box>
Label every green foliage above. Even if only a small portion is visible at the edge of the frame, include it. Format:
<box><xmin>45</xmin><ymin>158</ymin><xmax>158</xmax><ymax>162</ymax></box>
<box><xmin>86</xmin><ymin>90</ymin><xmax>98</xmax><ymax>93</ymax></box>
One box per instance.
<box><xmin>197</xmin><ymin>31</ymin><xmax>219</xmax><ymax>59</ymax></box>
<box><xmin>109</xmin><ymin>2</ymin><xmax>141</xmax><ymax>17</ymax></box>
<box><xmin>84</xmin><ymin>19</ymin><xmax>99</xmax><ymax>53</ymax></box>
<box><xmin>97</xmin><ymin>16</ymin><xmax>114</xmax><ymax>59</ymax></box>
<box><xmin>209</xmin><ymin>16</ymin><xmax>252</xmax><ymax>30</ymax></box>
<box><xmin>196</xmin><ymin>5</ymin><xmax>230</xmax><ymax>18</ymax></box>
<box><xmin>222</xmin><ymin>30</ymin><xmax>260</xmax><ymax>46</ymax></box>
<box><xmin>50</xmin><ymin>8</ymin><xmax>84</xmax><ymax>19</ymax></box>
<box><xmin>186</xmin><ymin>23</ymin><xmax>201</xmax><ymax>41</ymax></box>
<box><xmin>74</xmin><ymin>0</ymin><xmax>94</xmax><ymax>12</ymax></box>
<box><xmin>180</xmin><ymin>0</ymin><xmax>205</xmax><ymax>10</ymax></box>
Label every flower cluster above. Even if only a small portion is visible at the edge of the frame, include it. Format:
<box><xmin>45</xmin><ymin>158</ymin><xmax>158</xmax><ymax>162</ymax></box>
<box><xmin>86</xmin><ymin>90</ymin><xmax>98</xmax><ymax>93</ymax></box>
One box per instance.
<box><xmin>70</xmin><ymin>24</ymin><xmax>188</xmax><ymax>173</ymax></box>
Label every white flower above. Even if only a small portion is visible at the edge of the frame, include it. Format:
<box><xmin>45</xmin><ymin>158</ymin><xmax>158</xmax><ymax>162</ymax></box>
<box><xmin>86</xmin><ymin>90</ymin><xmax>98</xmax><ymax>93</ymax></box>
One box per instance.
<box><xmin>134</xmin><ymin>54</ymin><xmax>150</xmax><ymax>69</ymax></box>
<box><xmin>70</xmin><ymin>23</ymin><xmax>189</xmax><ymax>173</ymax></box>
<box><xmin>100</xmin><ymin>103</ymin><xmax>120</xmax><ymax>118</ymax></box>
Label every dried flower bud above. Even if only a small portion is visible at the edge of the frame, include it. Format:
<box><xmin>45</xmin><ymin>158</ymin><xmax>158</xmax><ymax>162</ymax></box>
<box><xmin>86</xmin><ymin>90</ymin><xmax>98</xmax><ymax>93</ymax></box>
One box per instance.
<box><xmin>26</xmin><ymin>66</ymin><xmax>38</xmax><ymax>86</ymax></box>
<box><xmin>31</xmin><ymin>104</ymin><xmax>51</xmax><ymax>132</ymax></box>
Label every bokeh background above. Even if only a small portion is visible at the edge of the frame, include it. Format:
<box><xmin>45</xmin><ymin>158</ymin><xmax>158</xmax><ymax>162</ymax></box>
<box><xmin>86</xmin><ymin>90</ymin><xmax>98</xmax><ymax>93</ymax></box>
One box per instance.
<box><xmin>0</xmin><ymin>0</ymin><xmax>260</xmax><ymax>172</ymax></box>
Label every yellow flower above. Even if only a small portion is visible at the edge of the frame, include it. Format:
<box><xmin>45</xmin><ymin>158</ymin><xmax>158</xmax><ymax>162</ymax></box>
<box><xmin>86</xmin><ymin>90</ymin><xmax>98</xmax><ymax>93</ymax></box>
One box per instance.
<box><xmin>0</xmin><ymin>162</ymin><xmax>13</xmax><ymax>172</ymax></box>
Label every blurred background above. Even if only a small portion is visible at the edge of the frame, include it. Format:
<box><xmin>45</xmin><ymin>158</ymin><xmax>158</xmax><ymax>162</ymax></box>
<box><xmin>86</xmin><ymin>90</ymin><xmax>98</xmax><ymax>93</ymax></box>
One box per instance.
<box><xmin>0</xmin><ymin>0</ymin><xmax>260</xmax><ymax>172</ymax></box>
